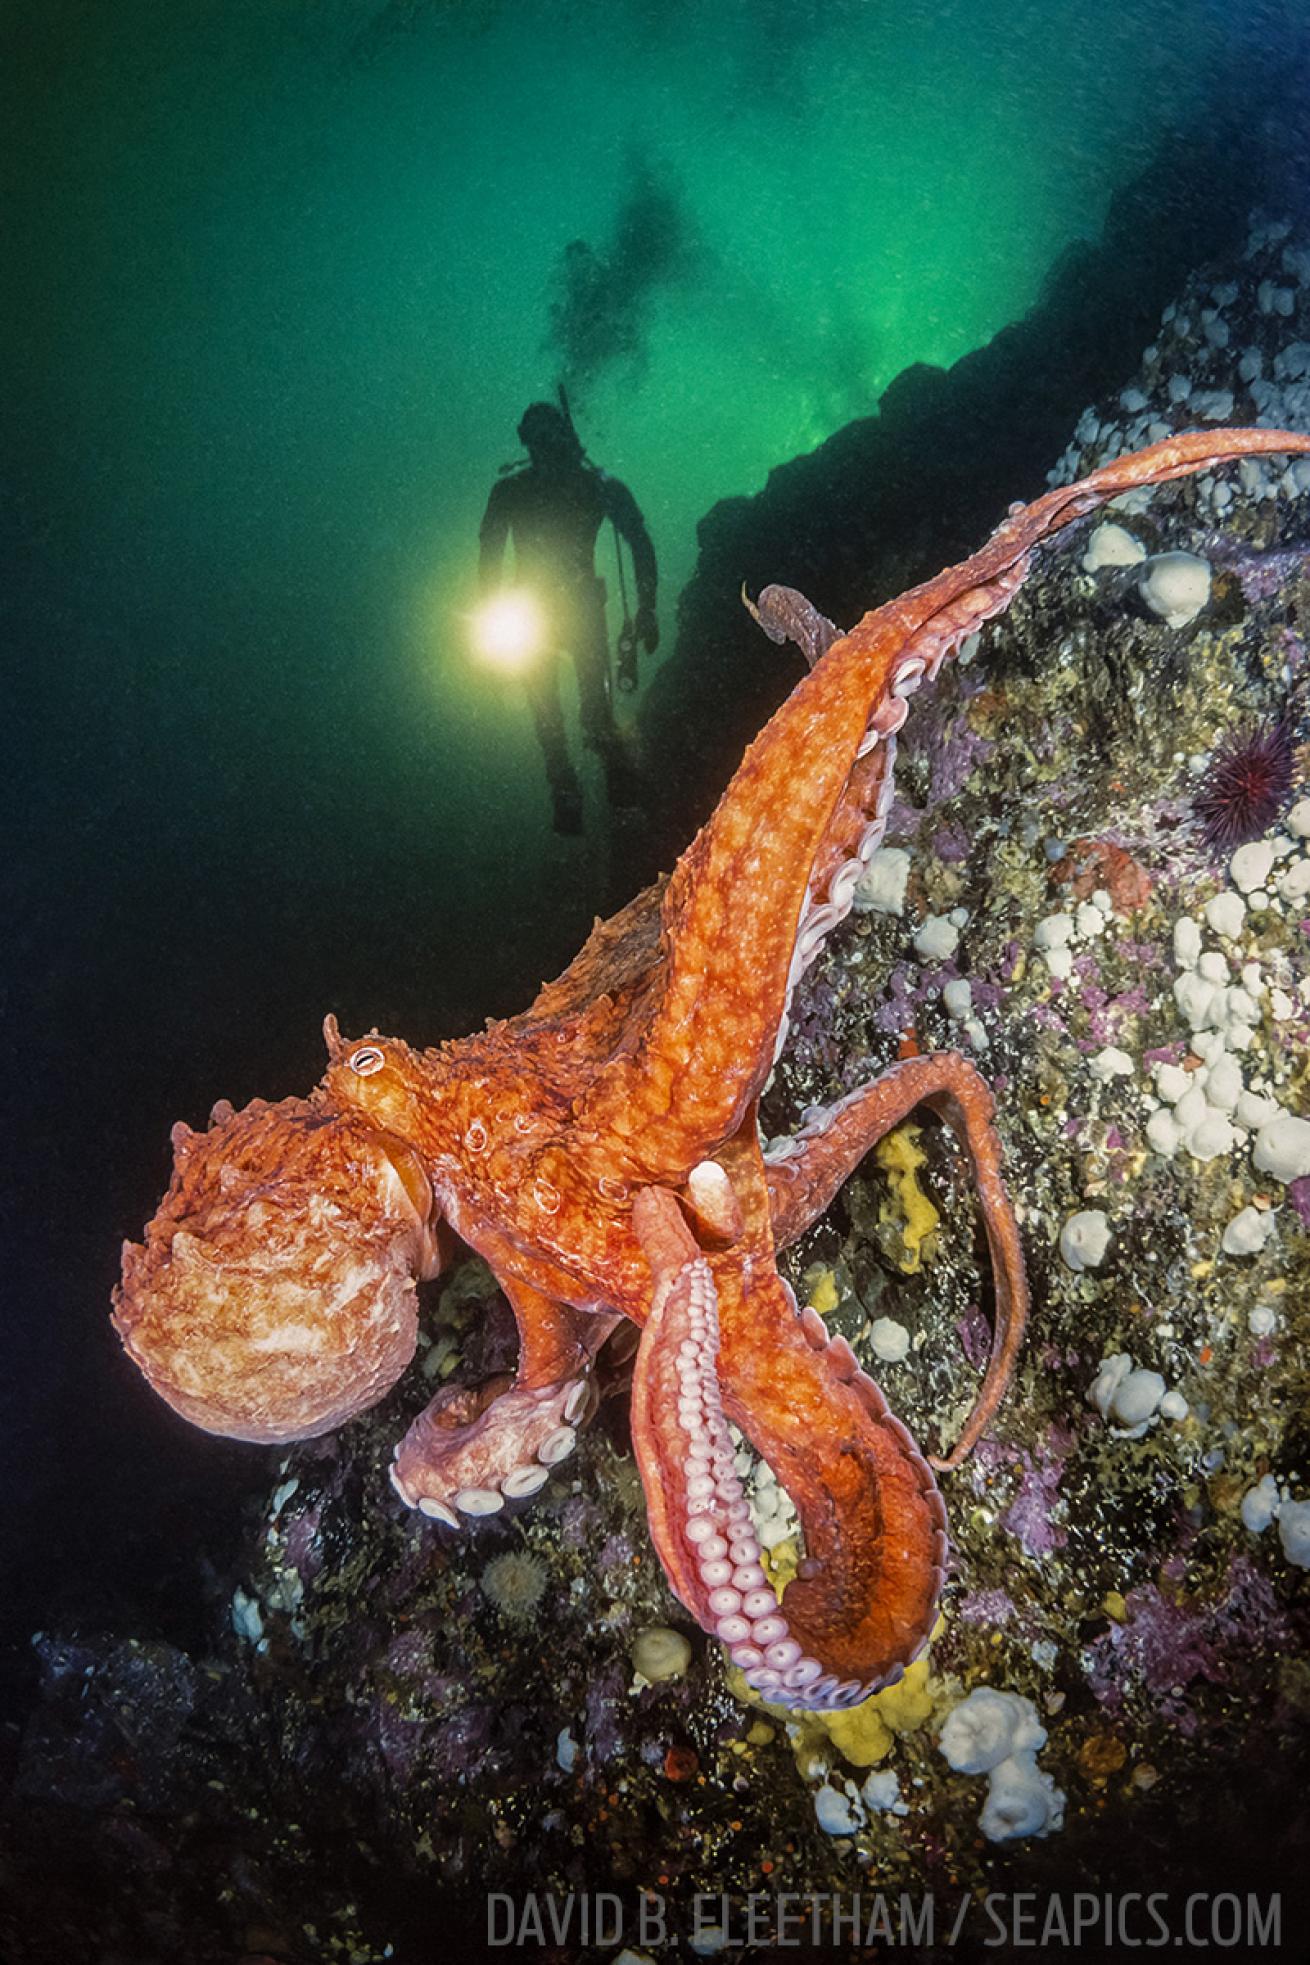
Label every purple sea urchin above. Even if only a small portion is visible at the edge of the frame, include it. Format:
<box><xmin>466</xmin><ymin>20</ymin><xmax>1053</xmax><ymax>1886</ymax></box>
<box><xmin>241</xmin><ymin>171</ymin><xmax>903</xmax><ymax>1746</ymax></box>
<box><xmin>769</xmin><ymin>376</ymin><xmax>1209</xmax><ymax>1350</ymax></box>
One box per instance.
<box><xmin>1194</xmin><ymin>717</ymin><xmax>1295</xmax><ymax>850</ymax></box>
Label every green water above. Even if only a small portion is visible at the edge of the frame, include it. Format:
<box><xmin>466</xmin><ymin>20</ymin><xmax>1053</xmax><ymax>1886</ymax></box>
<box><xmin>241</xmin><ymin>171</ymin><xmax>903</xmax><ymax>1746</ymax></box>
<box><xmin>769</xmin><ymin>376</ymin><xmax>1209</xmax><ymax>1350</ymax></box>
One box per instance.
<box><xmin>8</xmin><ymin>0</ymin><xmax>1249</xmax><ymax>1024</ymax></box>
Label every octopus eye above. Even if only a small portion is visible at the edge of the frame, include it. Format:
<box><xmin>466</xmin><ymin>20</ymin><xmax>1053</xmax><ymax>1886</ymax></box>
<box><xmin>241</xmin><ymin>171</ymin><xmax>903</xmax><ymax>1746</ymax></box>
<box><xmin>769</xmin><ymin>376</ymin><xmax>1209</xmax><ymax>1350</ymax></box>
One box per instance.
<box><xmin>348</xmin><ymin>1046</ymin><xmax>385</xmax><ymax>1077</ymax></box>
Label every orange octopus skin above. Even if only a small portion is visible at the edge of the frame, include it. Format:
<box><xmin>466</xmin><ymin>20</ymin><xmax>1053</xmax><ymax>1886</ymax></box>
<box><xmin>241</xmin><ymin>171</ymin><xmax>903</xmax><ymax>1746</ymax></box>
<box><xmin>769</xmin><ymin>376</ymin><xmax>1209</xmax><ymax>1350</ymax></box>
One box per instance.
<box><xmin>113</xmin><ymin>428</ymin><xmax>1310</xmax><ymax>1709</ymax></box>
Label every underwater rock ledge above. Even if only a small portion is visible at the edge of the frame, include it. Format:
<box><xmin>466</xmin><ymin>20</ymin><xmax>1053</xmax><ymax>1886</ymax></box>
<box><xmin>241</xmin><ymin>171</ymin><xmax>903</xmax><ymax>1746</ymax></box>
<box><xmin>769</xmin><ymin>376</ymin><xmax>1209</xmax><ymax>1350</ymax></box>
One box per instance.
<box><xmin>639</xmin><ymin>108</ymin><xmax>1273</xmax><ymax>865</ymax></box>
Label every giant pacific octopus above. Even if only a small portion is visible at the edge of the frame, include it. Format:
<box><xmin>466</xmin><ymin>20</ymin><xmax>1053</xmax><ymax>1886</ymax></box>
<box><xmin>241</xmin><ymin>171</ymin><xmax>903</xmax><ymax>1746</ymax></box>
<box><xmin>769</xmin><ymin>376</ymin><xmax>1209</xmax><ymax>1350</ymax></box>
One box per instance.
<box><xmin>114</xmin><ymin>429</ymin><xmax>1310</xmax><ymax>1710</ymax></box>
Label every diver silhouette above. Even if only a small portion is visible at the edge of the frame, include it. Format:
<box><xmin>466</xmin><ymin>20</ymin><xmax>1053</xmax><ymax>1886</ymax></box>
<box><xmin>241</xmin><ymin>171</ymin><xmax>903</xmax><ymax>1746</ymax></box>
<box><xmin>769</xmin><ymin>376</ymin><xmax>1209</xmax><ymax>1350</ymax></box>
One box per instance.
<box><xmin>478</xmin><ymin>400</ymin><xmax>658</xmax><ymax>835</ymax></box>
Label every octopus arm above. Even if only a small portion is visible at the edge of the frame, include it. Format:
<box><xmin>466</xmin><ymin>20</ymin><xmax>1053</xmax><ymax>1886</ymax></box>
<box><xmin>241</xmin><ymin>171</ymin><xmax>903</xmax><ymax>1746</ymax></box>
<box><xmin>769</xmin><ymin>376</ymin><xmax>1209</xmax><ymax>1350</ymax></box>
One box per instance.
<box><xmin>766</xmin><ymin>1052</ymin><xmax>1028</xmax><ymax>1471</ymax></box>
<box><xmin>575</xmin><ymin>429</ymin><xmax>1310</xmax><ymax>1186</ymax></box>
<box><xmin>390</xmin><ymin>1271</ymin><xmax>619</xmax><ymax>1522</ymax></box>
<box><xmin>630</xmin><ymin>1186</ymin><xmax>946</xmax><ymax>1703</ymax></box>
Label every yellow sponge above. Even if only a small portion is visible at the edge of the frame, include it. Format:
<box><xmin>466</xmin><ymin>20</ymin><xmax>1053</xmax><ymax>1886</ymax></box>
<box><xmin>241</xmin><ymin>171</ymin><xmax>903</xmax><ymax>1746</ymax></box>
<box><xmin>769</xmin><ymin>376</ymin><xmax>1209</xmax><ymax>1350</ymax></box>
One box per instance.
<box><xmin>874</xmin><ymin>1123</ymin><xmax>939</xmax><ymax>1273</ymax></box>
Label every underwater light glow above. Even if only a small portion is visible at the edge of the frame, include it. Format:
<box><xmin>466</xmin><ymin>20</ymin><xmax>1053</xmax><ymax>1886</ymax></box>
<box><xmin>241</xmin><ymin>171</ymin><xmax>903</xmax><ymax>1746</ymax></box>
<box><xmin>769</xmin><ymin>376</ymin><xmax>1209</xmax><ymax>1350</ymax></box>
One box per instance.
<box><xmin>470</xmin><ymin>590</ymin><xmax>545</xmax><ymax>673</ymax></box>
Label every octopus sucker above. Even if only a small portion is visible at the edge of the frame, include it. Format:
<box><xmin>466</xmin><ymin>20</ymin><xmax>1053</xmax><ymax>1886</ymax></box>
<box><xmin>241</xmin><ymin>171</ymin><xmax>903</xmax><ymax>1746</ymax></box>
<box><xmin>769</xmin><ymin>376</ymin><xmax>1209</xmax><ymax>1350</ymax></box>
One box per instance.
<box><xmin>112</xmin><ymin>428</ymin><xmax>1310</xmax><ymax>1706</ymax></box>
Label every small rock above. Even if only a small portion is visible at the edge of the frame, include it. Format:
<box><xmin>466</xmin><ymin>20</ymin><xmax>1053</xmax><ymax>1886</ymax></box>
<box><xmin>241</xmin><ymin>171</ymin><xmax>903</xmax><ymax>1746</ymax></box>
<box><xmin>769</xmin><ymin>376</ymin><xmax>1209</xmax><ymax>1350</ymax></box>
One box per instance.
<box><xmin>1109</xmin><ymin>1368</ymin><xmax>1166</xmax><ymax>1430</ymax></box>
<box><xmin>1230</xmin><ymin>839</ymin><xmax>1276</xmax><ymax>895</ymax></box>
<box><xmin>1173</xmin><ymin>916</ymin><xmax>1202</xmax><ymax>968</ymax></box>
<box><xmin>1089</xmin><ymin>1046</ymin><xmax>1134</xmax><ymax>1081</ymax></box>
<box><xmin>1278</xmin><ymin>1500</ymin><xmax>1310</xmax><ymax>1569</ymax></box>
<box><xmin>853</xmin><ymin>847</ymin><xmax>911</xmax><ymax>916</ymax></box>
<box><xmin>1253</xmin><ymin>1113</ymin><xmax>1310</xmax><ymax>1183</ymax></box>
<box><xmin>1082</xmin><ymin>522</ymin><xmax>1145</xmax><ymax>572</ymax></box>
<box><xmin>1221</xmin><ymin>1206</ymin><xmax>1276</xmax><ymax>1256</ymax></box>
<box><xmin>814</xmin><ymin>1783</ymin><xmax>863</xmax><ymax>1835</ymax></box>
<box><xmin>869</xmin><ymin>1316</ymin><xmax>911</xmax><ymax>1363</ymax></box>
<box><xmin>1278</xmin><ymin>858</ymin><xmax>1310</xmax><ymax>903</ymax></box>
<box><xmin>1240</xmin><ymin>1473</ymin><xmax>1281</xmax><ymax>1534</ymax></box>
<box><xmin>861</xmin><ymin>1768</ymin><xmax>909</xmax><ymax>1815</ymax></box>
<box><xmin>1034</xmin><ymin>912</ymin><xmax>1075</xmax><ymax>950</ymax></box>
<box><xmin>1139</xmin><ymin>551</ymin><xmax>1211</xmax><ymax>629</ymax></box>
<box><xmin>1236</xmin><ymin>1090</ymin><xmax>1282</xmax><ymax>1130</ymax></box>
<box><xmin>979</xmin><ymin>1753</ymin><xmax>1065</xmax><ymax>1842</ymax></box>
<box><xmin>913</xmin><ymin>914</ymin><xmax>960</xmax><ymax>962</ymax></box>
<box><xmin>939</xmin><ymin>1687</ymin><xmax>1045</xmax><ymax>1774</ymax></box>
<box><xmin>1060</xmin><ymin>1210</ymin><xmax>1111</xmax><ymax>1272</ymax></box>
<box><xmin>1205</xmin><ymin>1054</ymin><xmax>1243</xmax><ymax>1112</ymax></box>
<box><xmin>942</xmin><ymin>977</ymin><xmax>973</xmax><ymax>1019</ymax></box>
<box><xmin>1203</xmin><ymin>891</ymin><xmax>1246</xmax><ymax>939</ymax></box>
<box><xmin>1155</xmin><ymin>1061</ymin><xmax>1190</xmax><ymax>1103</ymax></box>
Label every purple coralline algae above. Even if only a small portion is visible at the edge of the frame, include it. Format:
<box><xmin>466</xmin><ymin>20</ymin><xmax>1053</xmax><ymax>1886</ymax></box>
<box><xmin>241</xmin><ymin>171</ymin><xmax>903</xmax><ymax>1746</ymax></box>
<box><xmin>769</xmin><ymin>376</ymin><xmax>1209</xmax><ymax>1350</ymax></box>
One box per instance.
<box><xmin>1085</xmin><ymin>1560</ymin><xmax>1292</xmax><ymax>1734</ymax></box>
<box><xmin>956</xmin><ymin>1587</ymin><xmax>1018</xmax><ymax>1627</ymax></box>
<box><xmin>999</xmin><ymin>1429</ymin><xmax>1076</xmax><ymax>1559</ymax></box>
<box><xmin>932</xmin><ymin>819</ymin><xmax>972</xmax><ymax>864</ymax></box>
<box><xmin>956</xmin><ymin>1300</ymin><xmax>993</xmax><ymax>1369</ymax></box>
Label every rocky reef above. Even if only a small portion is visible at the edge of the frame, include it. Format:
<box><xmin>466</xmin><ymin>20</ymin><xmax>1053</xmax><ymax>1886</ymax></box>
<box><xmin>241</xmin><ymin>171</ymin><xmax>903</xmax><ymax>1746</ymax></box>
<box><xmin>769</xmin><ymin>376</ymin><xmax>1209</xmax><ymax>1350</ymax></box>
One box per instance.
<box><xmin>5</xmin><ymin>225</ymin><xmax>1310</xmax><ymax>1965</ymax></box>
<box><xmin>636</xmin><ymin>105</ymin><xmax>1283</xmax><ymax>874</ymax></box>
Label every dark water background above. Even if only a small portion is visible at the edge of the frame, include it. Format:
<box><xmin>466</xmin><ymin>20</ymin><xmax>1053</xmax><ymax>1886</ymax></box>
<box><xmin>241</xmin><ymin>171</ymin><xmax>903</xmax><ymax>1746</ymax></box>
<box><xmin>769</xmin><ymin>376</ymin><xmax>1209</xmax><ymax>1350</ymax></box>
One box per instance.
<box><xmin>2</xmin><ymin>0</ymin><xmax>1305</xmax><ymax>1728</ymax></box>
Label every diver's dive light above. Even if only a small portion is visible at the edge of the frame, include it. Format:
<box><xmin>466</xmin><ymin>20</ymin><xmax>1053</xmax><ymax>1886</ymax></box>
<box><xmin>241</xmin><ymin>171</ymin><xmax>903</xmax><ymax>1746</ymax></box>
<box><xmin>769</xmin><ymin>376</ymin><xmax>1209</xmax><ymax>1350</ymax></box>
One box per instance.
<box><xmin>471</xmin><ymin>589</ymin><xmax>544</xmax><ymax>674</ymax></box>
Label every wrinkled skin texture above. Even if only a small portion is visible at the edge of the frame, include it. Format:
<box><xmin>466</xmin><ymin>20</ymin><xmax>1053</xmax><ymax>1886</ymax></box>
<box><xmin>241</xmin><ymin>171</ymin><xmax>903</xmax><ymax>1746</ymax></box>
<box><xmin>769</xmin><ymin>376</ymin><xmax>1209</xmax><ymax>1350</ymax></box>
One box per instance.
<box><xmin>114</xmin><ymin>429</ymin><xmax>1310</xmax><ymax>1708</ymax></box>
<box><xmin>115</xmin><ymin>1097</ymin><xmax>443</xmax><ymax>1442</ymax></box>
